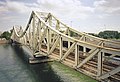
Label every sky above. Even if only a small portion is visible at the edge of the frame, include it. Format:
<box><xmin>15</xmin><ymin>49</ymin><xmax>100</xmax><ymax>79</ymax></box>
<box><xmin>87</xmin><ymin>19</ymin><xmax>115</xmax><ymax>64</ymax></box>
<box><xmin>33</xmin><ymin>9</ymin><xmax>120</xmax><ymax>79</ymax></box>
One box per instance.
<box><xmin>0</xmin><ymin>0</ymin><xmax>120</xmax><ymax>33</ymax></box>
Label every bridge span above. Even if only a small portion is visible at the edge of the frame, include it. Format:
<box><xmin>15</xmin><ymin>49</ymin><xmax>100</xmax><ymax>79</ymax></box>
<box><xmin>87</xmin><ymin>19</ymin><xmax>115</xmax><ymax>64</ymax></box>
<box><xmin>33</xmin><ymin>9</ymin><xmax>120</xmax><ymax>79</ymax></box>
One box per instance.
<box><xmin>11</xmin><ymin>11</ymin><xmax>120</xmax><ymax>82</ymax></box>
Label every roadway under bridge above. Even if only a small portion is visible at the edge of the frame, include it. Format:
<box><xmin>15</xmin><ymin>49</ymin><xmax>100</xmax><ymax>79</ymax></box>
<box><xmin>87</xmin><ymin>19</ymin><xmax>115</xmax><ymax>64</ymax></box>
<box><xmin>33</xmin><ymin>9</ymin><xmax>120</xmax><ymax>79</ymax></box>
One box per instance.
<box><xmin>11</xmin><ymin>11</ymin><xmax>120</xmax><ymax>82</ymax></box>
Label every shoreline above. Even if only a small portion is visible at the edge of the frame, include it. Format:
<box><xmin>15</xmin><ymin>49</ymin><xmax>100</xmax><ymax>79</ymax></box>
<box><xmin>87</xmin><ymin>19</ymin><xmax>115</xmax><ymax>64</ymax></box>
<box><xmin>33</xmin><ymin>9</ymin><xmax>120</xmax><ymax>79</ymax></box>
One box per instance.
<box><xmin>0</xmin><ymin>40</ymin><xmax>9</xmax><ymax>44</ymax></box>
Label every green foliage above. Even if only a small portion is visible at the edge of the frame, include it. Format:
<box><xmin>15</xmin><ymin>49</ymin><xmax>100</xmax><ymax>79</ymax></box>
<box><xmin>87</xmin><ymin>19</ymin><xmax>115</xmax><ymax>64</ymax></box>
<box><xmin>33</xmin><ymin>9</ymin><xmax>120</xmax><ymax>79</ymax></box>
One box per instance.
<box><xmin>98</xmin><ymin>31</ymin><xmax>120</xmax><ymax>39</ymax></box>
<box><xmin>88</xmin><ymin>33</ymin><xmax>99</xmax><ymax>37</ymax></box>
<box><xmin>89</xmin><ymin>30</ymin><xmax>120</xmax><ymax>39</ymax></box>
<box><xmin>70</xmin><ymin>30</ymin><xmax>78</xmax><ymax>37</ymax></box>
<box><xmin>0</xmin><ymin>31</ymin><xmax>12</xmax><ymax>40</ymax></box>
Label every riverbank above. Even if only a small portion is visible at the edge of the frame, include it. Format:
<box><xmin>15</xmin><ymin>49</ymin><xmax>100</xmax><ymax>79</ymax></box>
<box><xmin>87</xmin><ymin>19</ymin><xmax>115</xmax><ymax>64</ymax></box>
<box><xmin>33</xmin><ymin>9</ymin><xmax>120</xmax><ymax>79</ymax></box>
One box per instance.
<box><xmin>0</xmin><ymin>39</ymin><xmax>9</xmax><ymax>44</ymax></box>
<box><xmin>50</xmin><ymin>61</ymin><xmax>97</xmax><ymax>82</ymax></box>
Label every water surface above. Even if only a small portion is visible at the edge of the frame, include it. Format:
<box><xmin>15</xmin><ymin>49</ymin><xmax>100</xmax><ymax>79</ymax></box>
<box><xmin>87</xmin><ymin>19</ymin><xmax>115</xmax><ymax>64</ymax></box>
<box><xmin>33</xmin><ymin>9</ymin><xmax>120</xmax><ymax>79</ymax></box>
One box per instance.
<box><xmin>0</xmin><ymin>44</ymin><xmax>64</xmax><ymax>82</ymax></box>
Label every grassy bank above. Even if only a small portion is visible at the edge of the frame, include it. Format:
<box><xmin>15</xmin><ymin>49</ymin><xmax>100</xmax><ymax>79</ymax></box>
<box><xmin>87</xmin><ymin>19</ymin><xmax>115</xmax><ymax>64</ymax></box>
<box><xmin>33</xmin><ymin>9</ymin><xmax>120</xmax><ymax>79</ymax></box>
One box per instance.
<box><xmin>50</xmin><ymin>61</ymin><xmax>97</xmax><ymax>82</ymax></box>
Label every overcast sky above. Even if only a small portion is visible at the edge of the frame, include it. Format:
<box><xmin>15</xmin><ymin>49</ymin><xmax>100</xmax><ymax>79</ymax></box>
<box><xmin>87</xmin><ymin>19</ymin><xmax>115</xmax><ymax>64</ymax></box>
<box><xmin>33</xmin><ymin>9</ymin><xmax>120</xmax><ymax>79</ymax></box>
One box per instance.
<box><xmin>0</xmin><ymin>0</ymin><xmax>120</xmax><ymax>33</ymax></box>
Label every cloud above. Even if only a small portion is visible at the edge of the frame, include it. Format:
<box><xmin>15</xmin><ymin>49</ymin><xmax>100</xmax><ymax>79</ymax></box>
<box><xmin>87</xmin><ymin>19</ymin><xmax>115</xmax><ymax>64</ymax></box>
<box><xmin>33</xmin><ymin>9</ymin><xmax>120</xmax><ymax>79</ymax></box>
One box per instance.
<box><xmin>0</xmin><ymin>0</ymin><xmax>31</xmax><ymax>14</ymax></box>
<box><xmin>0</xmin><ymin>0</ymin><xmax>119</xmax><ymax>32</ymax></box>
<box><xmin>36</xmin><ymin>0</ymin><xmax>94</xmax><ymax>20</ymax></box>
<box><xmin>94</xmin><ymin>0</ymin><xmax>120</xmax><ymax>14</ymax></box>
<box><xmin>0</xmin><ymin>6</ymin><xmax>8</xmax><ymax>12</ymax></box>
<box><xmin>0</xmin><ymin>0</ymin><xmax>94</xmax><ymax>20</ymax></box>
<box><xmin>7</xmin><ymin>1</ymin><xmax>31</xmax><ymax>13</ymax></box>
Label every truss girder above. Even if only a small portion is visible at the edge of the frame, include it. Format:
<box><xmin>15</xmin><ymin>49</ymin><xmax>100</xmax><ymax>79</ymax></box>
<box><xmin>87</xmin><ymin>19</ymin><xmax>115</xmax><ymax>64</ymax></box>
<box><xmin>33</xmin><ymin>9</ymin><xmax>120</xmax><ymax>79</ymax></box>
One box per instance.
<box><xmin>11</xmin><ymin>11</ymin><xmax>120</xmax><ymax>81</ymax></box>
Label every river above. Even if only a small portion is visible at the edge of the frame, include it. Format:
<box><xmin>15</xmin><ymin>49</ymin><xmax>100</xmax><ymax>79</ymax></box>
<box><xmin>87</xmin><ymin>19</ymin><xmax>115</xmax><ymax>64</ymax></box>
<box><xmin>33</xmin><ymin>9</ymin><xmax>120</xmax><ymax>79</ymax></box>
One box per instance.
<box><xmin>0</xmin><ymin>44</ymin><xmax>65</xmax><ymax>82</ymax></box>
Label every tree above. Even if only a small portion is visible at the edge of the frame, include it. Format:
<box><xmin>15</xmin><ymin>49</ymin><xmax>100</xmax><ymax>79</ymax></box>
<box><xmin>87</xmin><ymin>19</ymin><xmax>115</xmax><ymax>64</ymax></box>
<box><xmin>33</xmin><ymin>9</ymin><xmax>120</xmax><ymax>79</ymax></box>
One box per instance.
<box><xmin>88</xmin><ymin>33</ymin><xmax>99</xmax><ymax>37</ymax></box>
<box><xmin>88</xmin><ymin>30</ymin><xmax>120</xmax><ymax>39</ymax></box>
<box><xmin>0</xmin><ymin>31</ymin><xmax>11</xmax><ymax>40</ymax></box>
<box><xmin>98</xmin><ymin>31</ymin><xmax>119</xmax><ymax>39</ymax></box>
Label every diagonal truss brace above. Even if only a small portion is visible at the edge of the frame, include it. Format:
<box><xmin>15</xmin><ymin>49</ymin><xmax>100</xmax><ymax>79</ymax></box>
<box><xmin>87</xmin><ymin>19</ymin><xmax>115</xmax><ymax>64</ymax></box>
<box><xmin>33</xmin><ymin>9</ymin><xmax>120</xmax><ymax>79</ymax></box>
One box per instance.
<box><xmin>77</xmin><ymin>48</ymin><xmax>102</xmax><ymax>68</ymax></box>
<box><xmin>61</xmin><ymin>42</ymin><xmax>76</xmax><ymax>61</ymax></box>
<box><xmin>41</xmin><ymin>28</ymin><xmax>47</xmax><ymax>43</ymax></box>
<box><xmin>77</xmin><ymin>41</ymin><xmax>103</xmax><ymax>68</ymax></box>
<box><xmin>98</xmin><ymin>66</ymin><xmax>120</xmax><ymax>80</ymax></box>
<box><xmin>48</xmin><ymin>35</ymin><xmax>60</xmax><ymax>55</ymax></box>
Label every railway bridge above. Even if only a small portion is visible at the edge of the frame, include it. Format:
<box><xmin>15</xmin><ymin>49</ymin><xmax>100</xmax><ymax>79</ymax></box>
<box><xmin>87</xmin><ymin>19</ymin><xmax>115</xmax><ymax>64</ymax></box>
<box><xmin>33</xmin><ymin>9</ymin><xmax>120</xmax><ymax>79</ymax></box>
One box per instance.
<box><xmin>11</xmin><ymin>11</ymin><xmax>120</xmax><ymax>82</ymax></box>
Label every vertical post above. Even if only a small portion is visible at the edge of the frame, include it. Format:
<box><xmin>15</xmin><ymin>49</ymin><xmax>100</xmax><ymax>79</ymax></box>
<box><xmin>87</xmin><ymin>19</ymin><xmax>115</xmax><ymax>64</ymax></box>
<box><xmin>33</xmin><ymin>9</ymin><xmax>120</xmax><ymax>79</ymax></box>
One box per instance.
<box><xmin>75</xmin><ymin>44</ymin><xmax>79</xmax><ymax>66</ymax></box>
<box><xmin>56</xmin><ymin>20</ymin><xmax>60</xmax><ymax>30</ymax></box>
<box><xmin>83</xmin><ymin>36</ymin><xmax>86</xmax><ymax>56</ymax></box>
<box><xmin>32</xmin><ymin>14</ymin><xmax>35</xmax><ymax>50</ymax></box>
<box><xmin>47</xmin><ymin>28</ymin><xmax>50</xmax><ymax>54</ymax></box>
<box><xmin>36</xmin><ymin>22</ymin><xmax>39</xmax><ymax>50</ymax></box>
<box><xmin>38</xmin><ymin>21</ymin><xmax>41</xmax><ymax>51</ymax></box>
<box><xmin>49</xmin><ymin>14</ymin><xmax>52</xmax><ymax>44</ymax></box>
<box><xmin>97</xmin><ymin>52</ymin><xmax>103</xmax><ymax>76</ymax></box>
<box><xmin>101</xmin><ymin>43</ymin><xmax>105</xmax><ymax>61</ymax></box>
<box><xmin>60</xmin><ymin>36</ymin><xmax>63</xmax><ymax>60</ymax></box>
<box><xmin>29</xmin><ymin>24</ymin><xmax>31</xmax><ymax>43</ymax></box>
<box><xmin>23</xmin><ymin>36</ymin><xmax>25</xmax><ymax>44</ymax></box>
<box><xmin>68</xmin><ymin>29</ymin><xmax>70</xmax><ymax>48</ymax></box>
<box><xmin>29</xmin><ymin>24</ymin><xmax>32</xmax><ymax>47</ymax></box>
<box><xmin>49</xmin><ymin>14</ymin><xmax>52</xmax><ymax>26</ymax></box>
<box><xmin>25</xmin><ymin>34</ymin><xmax>27</xmax><ymax>45</ymax></box>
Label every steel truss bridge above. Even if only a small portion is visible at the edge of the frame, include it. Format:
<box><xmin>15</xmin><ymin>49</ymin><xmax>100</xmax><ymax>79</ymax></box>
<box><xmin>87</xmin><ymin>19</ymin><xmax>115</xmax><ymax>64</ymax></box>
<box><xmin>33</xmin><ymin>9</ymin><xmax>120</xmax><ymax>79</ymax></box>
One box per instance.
<box><xmin>11</xmin><ymin>11</ymin><xmax>120</xmax><ymax>81</ymax></box>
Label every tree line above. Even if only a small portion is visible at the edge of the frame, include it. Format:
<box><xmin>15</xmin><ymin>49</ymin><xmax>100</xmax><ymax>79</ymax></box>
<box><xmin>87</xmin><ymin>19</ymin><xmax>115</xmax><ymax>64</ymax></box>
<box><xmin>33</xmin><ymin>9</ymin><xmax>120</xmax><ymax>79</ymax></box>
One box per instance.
<box><xmin>0</xmin><ymin>30</ymin><xmax>120</xmax><ymax>40</ymax></box>
<box><xmin>88</xmin><ymin>30</ymin><xmax>120</xmax><ymax>39</ymax></box>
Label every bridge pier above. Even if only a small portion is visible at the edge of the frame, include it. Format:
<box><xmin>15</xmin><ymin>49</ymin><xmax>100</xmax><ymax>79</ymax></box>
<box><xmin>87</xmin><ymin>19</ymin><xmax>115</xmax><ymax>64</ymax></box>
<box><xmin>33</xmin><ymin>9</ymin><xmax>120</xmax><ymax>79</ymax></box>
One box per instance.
<box><xmin>29</xmin><ymin>51</ymin><xmax>53</xmax><ymax>64</ymax></box>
